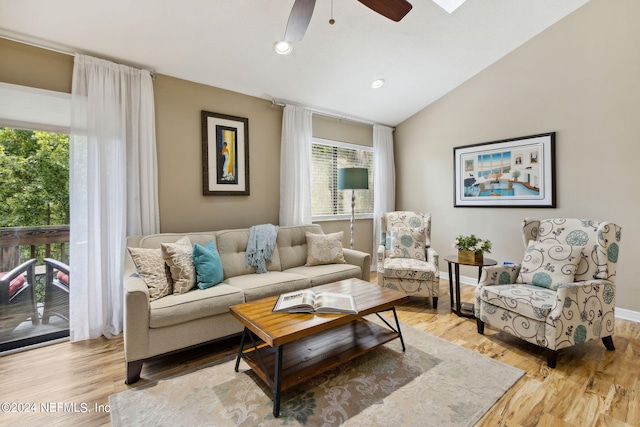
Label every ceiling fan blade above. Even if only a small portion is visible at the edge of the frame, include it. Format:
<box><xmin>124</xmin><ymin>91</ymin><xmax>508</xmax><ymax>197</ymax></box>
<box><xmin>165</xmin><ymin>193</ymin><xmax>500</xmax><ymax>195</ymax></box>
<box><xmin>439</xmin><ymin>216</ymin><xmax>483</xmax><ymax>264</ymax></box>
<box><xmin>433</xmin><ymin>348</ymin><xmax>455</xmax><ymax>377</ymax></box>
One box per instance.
<box><xmin>284</xmin><ymin>0</ymin><xmax>316</xmax><ymax>42</ymax></box>
<box><xmin>357</xmin><ymin>0</ymin><xmax>412</xmax><ymax>22</ymax></box>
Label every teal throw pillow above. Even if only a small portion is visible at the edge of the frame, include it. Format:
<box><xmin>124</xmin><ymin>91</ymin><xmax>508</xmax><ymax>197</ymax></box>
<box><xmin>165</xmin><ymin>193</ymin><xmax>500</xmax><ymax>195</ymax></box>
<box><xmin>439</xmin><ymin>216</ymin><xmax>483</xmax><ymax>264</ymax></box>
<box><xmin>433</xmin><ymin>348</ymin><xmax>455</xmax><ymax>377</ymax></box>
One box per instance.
<box><xmin>192</xmin><ymin>240</ymin><xmax>224</xmax><ymax>289</ymax></box>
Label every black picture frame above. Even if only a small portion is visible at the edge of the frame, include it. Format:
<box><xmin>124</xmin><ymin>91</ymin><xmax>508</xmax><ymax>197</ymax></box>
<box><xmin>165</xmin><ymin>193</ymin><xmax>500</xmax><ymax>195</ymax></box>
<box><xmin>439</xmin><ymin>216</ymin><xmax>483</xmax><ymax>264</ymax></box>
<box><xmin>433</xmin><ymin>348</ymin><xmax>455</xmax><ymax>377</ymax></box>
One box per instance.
<box><xmin>453</xmin><ymin>132</ymin><xmax>556</xmax><ymax>208</ymax></box>
<box><xmin>201</xmin><ymin>110</ymin><xmax>250</xmax><ymax>196</ymax></box>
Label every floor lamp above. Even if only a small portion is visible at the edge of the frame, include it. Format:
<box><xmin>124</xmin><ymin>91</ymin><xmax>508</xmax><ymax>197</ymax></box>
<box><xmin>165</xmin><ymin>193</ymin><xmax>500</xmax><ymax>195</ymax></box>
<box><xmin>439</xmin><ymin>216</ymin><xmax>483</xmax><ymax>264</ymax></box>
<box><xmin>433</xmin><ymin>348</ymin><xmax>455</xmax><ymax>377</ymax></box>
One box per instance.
<box><xmin>338</xmin><ymin>168</ymin><xmax>369</xmax><ymax>249</ymax></box>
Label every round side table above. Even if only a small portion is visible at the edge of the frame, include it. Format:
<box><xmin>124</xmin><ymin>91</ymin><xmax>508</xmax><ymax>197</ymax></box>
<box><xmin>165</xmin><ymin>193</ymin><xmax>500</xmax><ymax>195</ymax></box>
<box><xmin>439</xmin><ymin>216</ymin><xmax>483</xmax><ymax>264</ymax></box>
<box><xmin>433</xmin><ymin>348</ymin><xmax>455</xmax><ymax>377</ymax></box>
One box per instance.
<box><xmin>444</xmin><ymin>255</ymin><xmax>497</xmax><ymax>318</ymax></box>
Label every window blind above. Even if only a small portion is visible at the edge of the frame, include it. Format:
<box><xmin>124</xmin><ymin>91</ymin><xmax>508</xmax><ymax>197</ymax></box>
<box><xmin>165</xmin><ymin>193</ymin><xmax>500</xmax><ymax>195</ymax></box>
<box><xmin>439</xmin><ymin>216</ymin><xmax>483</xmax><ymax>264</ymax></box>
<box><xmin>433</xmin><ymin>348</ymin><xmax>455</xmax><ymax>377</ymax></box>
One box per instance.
<box><xmin>0</xmin><ymin>82</ymin><xmax>70</xmax><ymax>133</ymax></box>
<box><xmin>311</xmin><ymin>139</ymin><xmax>373</xmax><ymax>218</ymax></box>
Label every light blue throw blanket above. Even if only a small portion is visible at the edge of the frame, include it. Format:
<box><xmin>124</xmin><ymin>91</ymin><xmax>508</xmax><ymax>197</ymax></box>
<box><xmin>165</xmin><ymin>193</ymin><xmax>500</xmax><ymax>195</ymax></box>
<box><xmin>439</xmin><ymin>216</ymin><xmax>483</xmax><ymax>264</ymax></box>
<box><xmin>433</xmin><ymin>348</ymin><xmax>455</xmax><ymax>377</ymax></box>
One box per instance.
<box><xmin>245</xmin><ymin>224</ymin><xmax>279</xmax><ymax>274</ymax></box>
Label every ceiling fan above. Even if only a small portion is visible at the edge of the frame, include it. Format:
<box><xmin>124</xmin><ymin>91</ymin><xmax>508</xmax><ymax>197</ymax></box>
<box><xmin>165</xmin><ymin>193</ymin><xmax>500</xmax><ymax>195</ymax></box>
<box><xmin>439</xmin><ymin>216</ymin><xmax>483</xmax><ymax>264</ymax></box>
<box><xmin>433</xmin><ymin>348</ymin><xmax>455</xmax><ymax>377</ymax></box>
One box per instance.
<box><xmin>284</xmin><ymin>0</ymin><xmax>413</xmax><ymax>42</ymax></box>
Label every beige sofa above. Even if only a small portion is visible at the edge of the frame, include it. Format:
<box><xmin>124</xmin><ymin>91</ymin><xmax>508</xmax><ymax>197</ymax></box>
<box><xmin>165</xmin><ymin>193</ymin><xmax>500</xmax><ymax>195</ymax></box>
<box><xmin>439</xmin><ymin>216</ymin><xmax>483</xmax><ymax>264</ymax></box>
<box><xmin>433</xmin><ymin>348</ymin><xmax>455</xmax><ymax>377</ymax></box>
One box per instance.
<box><xmin>123</xmin><ymin>224</ymin><xmax>370</xmax><ymax>384</ymax></box>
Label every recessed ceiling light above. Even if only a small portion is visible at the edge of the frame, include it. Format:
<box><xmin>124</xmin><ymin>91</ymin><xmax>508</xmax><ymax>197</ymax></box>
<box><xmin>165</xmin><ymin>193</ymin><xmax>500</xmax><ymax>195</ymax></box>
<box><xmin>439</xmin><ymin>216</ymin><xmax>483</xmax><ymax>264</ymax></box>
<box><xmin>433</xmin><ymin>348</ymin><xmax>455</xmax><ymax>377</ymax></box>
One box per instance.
<box><xmin>371</xmin><ymin>79</ymin><xmax>385</xmax><ymax>89</ymax></box>
<box><xmin>274</xmin><ymin>41</ymin><xmax>292</xmax><ymax>55</ymax></box>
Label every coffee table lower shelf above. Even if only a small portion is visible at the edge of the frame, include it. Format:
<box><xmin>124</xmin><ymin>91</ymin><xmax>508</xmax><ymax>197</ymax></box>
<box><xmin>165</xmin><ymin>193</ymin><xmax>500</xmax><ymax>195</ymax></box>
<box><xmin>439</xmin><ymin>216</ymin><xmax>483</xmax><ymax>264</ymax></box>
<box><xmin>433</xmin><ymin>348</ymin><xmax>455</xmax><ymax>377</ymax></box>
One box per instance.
<box><xmin>235</xmin><ymin>318</ymin><xmax>401</xmax><ymax>416</ymax></box>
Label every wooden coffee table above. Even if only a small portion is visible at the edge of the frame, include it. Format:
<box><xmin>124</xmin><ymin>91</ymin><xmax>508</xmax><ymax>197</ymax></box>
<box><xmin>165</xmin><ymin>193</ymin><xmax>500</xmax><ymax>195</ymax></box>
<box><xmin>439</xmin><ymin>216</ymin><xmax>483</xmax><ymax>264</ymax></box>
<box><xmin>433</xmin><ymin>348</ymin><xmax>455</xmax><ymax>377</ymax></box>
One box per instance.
<box><xmin>229</xmin><ymin>278</ymin><xmax>410</xmax><ymax>417</ymax></box>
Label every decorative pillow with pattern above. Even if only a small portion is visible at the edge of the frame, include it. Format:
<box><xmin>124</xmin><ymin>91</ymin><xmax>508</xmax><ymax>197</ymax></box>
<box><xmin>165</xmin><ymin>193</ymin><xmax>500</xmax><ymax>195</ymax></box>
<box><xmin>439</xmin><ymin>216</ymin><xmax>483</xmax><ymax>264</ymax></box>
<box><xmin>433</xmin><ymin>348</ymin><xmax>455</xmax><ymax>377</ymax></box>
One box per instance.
<box><xmin>127</xmin><ymin>247</ymin><xmax>172</xmax><ymax>301</ymax></box>
<box><xmin>161</xmin><ymin>236</ymin><xmax>197</xmax><ymax>294</ymax></box>
<box><xmin>388</xmin><ymin>226</ymin><xmax>426</xmax><ymax>260</ymax></box>
<box><xmin>516</xmin><ymin>240</ymin><xmax>584</xmax><ymax>289</ymax></box>
<box><xmin>305</xmin><ymin>231</ymin><xmax>347</xmax><ymax>266</ymax></box>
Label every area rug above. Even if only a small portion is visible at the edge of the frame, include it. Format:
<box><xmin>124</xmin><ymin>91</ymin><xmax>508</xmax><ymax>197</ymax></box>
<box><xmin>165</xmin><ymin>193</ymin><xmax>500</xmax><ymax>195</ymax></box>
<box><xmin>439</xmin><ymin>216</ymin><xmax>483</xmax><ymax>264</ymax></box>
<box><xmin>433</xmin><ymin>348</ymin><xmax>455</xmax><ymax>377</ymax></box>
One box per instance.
<box><xmin>110</xmin><ymin>318</ymin><xmax>524</xmax><ymax>426</ymax></box>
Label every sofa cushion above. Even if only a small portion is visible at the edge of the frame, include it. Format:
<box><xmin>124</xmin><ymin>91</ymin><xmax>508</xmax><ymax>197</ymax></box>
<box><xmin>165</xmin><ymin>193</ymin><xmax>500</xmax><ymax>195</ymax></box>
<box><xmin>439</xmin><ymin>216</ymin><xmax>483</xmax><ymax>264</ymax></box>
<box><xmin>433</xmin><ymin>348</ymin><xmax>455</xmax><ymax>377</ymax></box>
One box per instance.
<box><xmin>161</xmin><ymin>236</ymin><xmax>197</xmax><ymax>294</ymax></box>
<box><xmin>127</xmin><ymin>247</ymin><xmax>172</xmax><ymax>301</ymax></box>
<box><xmin>215</xmin><ymin>229</ymin><xmax>281</xmax><ymax>278</ymax></box>
<box><xmin>516</xmin><ymin>241</ymin><xmax>583</xmax><ymax>289</ymax></box>
<box><xmin>1</xmin><ymin>273</ymin><xmax>26</xmax><ymax>298</ymax></box>
<box><xmin>139</xmin><ymin>232</ymin><xmax>217</xmax><ymax>249</ymax></box>
<box><xmin>284</xmin><ymin>264</ymin><xmax>362</xmax><ymax>286</ymax></box>
<box><xmin>225</xmin><ymin>272</ymin><xmax>310</xmax><ymax>302</ymax></box>
<box><xmin>149</xmin><ymin>284</ymin><xmax>244</xmax><ymax>328</ymax></box>
<box><xmin>305</xmin><ymin>231</ymin><xmax>347</xmax><ymax>266</ymax></box>
<box><xmin>276</xmin><ymin>224</ymin><xmax>324</xmax><ymax>270</ymax></box>
<box><xmin>56</xmin><ymin>271</ymin><xmax>69</xmax><ymax>285</ymax></box>
<box><xmin>192</xmin><ymin>240</ymin><xmax>224</xmax><ymax>289</ymax></box>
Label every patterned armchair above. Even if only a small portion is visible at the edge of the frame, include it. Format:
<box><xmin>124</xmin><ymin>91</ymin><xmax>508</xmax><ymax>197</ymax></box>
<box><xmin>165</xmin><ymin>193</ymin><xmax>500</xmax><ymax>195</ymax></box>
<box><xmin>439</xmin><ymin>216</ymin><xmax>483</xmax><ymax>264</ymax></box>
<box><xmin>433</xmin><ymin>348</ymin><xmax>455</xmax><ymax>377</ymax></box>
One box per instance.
<box><xmin>377</xmin><ymin>211</ymin><xmax>439</xmax><ymax>306</ymax></box>
<box><xmin>475</xmin><ymin>218</ymin><xmax>622</xmax><ymax>368</ymax></box>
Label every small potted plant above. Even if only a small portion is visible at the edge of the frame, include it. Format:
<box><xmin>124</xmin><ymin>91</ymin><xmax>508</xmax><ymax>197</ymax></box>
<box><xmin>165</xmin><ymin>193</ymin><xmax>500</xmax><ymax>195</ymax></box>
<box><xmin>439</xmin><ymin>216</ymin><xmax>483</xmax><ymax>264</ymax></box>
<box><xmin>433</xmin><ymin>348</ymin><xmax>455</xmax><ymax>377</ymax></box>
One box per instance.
<box><xmin>453</xmin><ymin>234</ymin><xmax>492</xmax><ymax>264</ymax></box>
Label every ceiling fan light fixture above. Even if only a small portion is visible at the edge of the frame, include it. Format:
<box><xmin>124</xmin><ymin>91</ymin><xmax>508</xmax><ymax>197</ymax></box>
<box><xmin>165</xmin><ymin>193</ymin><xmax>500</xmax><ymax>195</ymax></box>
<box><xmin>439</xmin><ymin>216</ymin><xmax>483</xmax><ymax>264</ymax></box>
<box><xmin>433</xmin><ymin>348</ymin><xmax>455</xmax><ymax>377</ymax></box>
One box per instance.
<box><xmin>274</xmin><ymin>41</ymin><xmax>293</xmax><ymax>55</ymax></box>
<box><xmin>371</xmin><ymin>79</ymin><xmax>385</xmax><ymax>89</ymax></box>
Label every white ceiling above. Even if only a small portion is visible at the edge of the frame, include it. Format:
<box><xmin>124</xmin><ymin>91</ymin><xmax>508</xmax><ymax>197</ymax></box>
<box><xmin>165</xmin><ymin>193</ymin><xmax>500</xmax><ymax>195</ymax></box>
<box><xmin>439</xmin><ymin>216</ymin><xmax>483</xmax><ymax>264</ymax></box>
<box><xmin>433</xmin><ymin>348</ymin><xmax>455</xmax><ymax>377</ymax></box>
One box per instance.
<box><xmin>0</xmin><ymin>0</ymin><xmax>589</xmax><ymax>126</ymax></box>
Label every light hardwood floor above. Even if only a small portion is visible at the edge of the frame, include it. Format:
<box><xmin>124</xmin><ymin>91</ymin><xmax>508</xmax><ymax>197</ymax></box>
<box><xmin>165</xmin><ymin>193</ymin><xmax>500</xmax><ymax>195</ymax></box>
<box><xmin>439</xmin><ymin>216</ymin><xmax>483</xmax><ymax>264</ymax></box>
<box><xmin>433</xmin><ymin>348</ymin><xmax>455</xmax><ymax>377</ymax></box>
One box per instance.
<box><xmin>1</xmin><ymin>279</ymin><xmax>638</xmax><ymax>426</ymax></box>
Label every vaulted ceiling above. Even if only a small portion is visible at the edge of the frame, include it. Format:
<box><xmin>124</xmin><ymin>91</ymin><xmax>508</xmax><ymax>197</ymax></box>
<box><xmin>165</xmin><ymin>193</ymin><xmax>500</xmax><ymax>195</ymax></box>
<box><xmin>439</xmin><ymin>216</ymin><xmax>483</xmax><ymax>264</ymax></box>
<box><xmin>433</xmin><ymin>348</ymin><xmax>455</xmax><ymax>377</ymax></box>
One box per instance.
<box><xmin>0</xmin><ymin>0</ymin><xmax>589</xmax><ymax>126</ymax></box>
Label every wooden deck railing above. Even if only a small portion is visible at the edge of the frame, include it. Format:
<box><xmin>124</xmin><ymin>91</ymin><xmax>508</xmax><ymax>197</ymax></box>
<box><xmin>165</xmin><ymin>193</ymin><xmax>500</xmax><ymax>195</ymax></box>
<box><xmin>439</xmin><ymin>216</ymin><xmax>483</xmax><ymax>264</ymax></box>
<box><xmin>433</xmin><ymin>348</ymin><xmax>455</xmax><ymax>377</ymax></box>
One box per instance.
<box><xmin>0</xmin><ymin>225</ymin><xmax>70</xmax><ymax>271</ymax></box>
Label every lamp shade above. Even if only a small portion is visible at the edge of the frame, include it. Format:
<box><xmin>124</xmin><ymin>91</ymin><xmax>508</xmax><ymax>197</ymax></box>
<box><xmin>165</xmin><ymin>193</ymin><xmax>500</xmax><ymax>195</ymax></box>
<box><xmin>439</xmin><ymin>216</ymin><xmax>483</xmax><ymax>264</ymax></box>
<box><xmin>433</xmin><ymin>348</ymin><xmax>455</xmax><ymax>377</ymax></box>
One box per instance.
<box><xmin>338</xmin><ymin>168</ymin><xmax>369</xmax><ymax>190</ymax></box>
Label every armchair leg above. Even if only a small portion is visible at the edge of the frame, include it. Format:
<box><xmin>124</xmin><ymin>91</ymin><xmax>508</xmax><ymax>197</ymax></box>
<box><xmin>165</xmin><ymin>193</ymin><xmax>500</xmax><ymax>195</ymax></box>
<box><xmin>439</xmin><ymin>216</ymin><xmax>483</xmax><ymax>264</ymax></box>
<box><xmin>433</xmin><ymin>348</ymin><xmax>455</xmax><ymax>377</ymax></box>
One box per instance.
<box><xmin>476</xmin><ymin>319</ymin><xmax>484</xmax><ymax>334</ymax></box>
<box><xmin>126</xmin><ymin>360</ymin><xmax>144</xmax><ymax>385</ymax></box>
<box><xmin>602</xmin><ymin>335</ymin><xmax>615</xmax><ymax>351</ymax></box>
<box><xmin>547</xmin><ymin>350</ymin><xmax>558</xmax><ymax>368</ymax></box>
<box><xmin>431</xmin><ymin>296</ymin><xmax>438</xmax><ymax>308</ymax></box>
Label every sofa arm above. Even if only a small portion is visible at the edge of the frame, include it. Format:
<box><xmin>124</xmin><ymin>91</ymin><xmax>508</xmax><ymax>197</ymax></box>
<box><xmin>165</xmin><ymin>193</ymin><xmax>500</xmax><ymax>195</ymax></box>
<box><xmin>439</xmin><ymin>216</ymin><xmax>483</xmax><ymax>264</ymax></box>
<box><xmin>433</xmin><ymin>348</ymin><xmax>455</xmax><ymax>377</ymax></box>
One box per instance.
<box><xmin>123</xmin><ymin>272</ymin><xmax>151</xmax><ymax>362</ymax></box>
<box><xmin>342</xmin><ymin>248</ymin><xmax>371</xmax><ymax>282</ymax></box>
<box><xmin>478</xmin><ymin>264</ymin><xmax>521</xmax><ymax>287</ymax></box>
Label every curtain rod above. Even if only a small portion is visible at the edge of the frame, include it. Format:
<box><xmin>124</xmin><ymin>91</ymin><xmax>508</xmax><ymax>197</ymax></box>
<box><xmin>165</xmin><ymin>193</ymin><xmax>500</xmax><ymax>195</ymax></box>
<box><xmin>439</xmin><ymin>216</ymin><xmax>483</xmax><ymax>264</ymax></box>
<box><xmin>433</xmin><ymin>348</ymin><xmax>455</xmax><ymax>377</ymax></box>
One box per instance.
<box><xmin>271</xmin><ymin>99</ymin><xmax>394</xmax><ymax>129</ymax></box>
<box><xmin>1</xmin><ymin>33</ymin><xmax>74</xmax><ymax>56</ymax></box>
<box><xmin>0</xmin><ymin>33</ymin><xmax>157</xmax><ymax>78</ymax></box>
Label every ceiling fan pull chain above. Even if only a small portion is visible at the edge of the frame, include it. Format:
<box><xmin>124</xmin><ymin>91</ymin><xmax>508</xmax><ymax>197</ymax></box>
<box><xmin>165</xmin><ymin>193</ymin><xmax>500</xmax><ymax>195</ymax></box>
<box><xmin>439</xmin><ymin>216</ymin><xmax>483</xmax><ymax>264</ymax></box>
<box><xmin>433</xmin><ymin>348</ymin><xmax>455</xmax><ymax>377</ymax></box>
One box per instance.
<box><xmin>329</xmin><ymin>0</ymin><xmax>335</xmax><ymax>25</ymax></box>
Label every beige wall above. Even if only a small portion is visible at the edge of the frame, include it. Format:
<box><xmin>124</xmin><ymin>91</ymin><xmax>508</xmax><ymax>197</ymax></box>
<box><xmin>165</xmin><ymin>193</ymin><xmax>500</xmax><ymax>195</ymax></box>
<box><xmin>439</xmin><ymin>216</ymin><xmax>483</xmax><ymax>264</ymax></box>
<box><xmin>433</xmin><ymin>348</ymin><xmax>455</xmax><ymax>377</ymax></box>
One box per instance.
<box><xmin>394</xmin><ymin>0</ymin><xmax>639</xmax><ymax>312</ymax></box>
<box><xmin>0</xmin><ymin>38</ymin><xmax>73</xmax><ymax>92</ymax></box>
<box><xmin>0</xmin><ymin>38</ymin><xmax>374</xmax><ymax>257</ymax></box>
<box><xmin>155</xmin><ymin>76</ymin><xmax>375</xmax><ymax>254</ymax></box>
<box><xmin>313</xmin><ymin>115</ymin><xmax>373</xmax><ymax>147</ymax></box>
<box><xmin>154</xmin><ymin>74</ymin><xmax>283</xmax><ymax>231</ymax></box>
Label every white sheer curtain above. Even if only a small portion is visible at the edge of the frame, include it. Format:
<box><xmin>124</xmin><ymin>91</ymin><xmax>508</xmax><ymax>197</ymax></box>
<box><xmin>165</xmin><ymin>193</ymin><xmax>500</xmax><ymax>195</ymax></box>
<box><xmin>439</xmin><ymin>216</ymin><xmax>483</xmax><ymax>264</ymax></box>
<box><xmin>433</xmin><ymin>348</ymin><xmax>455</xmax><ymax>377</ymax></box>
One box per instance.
<box><xmin>70</xmin><ymin>54</ymin><xmax>159</xmax><ymax>341</ymax></box>
<box><xmin>373</xmin><ymin>124</ymin><xmax>395</xmax><ymax>268</ymax></box>
<box><xmin>279</xmin><ymin>104</ymin><xmax>312</xmax><ymax>226</ymax></box>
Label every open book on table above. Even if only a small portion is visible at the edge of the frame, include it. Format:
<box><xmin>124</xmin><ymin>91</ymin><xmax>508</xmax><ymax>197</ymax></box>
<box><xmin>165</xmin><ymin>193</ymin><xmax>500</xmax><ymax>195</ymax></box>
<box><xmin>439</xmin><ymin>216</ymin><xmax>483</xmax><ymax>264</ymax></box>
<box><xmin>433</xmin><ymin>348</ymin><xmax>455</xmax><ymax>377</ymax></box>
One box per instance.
<box><xmin>272</xmin><ymin>289</ymin><xmax>358</xmax><ymax>314</ymax></box>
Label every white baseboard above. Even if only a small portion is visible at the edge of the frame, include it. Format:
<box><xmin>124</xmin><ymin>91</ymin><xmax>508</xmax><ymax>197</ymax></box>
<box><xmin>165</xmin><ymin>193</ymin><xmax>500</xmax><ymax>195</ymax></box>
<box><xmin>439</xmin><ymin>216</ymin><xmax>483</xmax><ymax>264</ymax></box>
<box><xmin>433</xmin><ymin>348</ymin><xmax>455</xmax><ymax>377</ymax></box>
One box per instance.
<box><xmin>439</xmin><ymin>272</ymin><xmax>640</xmax><ymax>323</ymax></box>
<box><xmin>615</xmin><ymin>308</ymin><xmax>640</xmax><ymax>323</ymax></box>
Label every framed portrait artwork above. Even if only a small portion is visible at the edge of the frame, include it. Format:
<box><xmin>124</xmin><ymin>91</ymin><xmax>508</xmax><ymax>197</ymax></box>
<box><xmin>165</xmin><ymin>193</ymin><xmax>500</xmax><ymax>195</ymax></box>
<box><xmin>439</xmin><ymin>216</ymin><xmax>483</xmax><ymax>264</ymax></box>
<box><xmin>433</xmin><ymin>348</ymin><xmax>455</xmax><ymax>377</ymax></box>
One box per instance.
<box><xmin>453</xmin><ymin>132</ymin><xmax>556</xmax><ymax>208</ymax></box>
<box><xmin>201</xmin><ymin>110</ymin><xmax>250</xmax><ymax>195</ymax></box>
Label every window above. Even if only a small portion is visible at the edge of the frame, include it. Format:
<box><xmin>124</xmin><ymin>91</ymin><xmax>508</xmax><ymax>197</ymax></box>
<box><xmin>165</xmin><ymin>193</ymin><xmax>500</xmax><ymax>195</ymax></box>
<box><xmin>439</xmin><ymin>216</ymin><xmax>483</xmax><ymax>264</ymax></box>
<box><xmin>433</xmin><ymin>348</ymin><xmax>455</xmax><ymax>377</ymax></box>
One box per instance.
<box><xmin>311</xmin><ymin>138</ymin><xmax>373</xmax><ymax>220</ymax></box>
<box><xmin>0</xmin><ymin>82</ymin><xmax>70</xmax><ymax>133</ymax></box>
<box><xmin>0</xmin><ymin>83</ymin><xmax>71</xmax><ymax>353</ymax></box>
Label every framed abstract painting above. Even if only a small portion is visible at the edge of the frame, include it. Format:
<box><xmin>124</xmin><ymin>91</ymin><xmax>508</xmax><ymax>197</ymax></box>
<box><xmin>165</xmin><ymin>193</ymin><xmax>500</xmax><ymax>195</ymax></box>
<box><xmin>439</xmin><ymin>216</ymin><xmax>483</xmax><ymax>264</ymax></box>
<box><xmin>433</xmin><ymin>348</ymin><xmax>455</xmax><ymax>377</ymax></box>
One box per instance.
<box><xmin>201</xmin><ymin>110</ymin><xmax>250</xmax><ymax>195</ymax></box>
<box><xmin>453</xmin><ymin>132</ymin><xmax>556</xmax><ymax>207</ymax></box>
